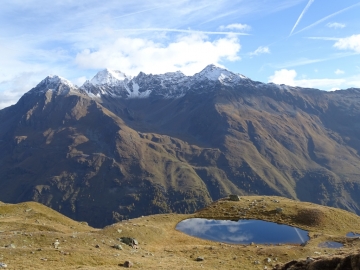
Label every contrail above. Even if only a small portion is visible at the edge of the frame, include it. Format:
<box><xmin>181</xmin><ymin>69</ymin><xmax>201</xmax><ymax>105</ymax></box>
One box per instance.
<box><xmin>113</xmin><ymin>6</ymin><xmax>164</xmax><ymax>19</ymax></box>
<box><xmin>290</xmin><ymin>0</ymin><xmax>315</xmax><ymax>36</ymax></box>
<box><xmin>306</xmin><ymin>37</ymin><xmax>340</xmax><ymax>41</ymax></box>
<box><xmin>293</xmin><ymin>2</ymin><xmax>360</xmax><ymax>35</ymax></box>
<box><xmin>116</xmin><ymin>28</ymin><xmax>250</xmax><ymax>36</ymax></box>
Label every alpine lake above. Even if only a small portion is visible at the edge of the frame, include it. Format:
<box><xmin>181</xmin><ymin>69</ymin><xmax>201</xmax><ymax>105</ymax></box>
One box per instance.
<box><xmin>176</xmin><ymin>218</ymin><xmax>310</xmax><ymax>245</ymax></box>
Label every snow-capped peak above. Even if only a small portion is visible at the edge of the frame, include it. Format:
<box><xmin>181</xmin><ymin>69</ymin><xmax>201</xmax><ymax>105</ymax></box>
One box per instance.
<box><xmin>40</xmin><ymin>75</ymin><xmax>75</xmax><ymax>88</ymax></box>
<box><xmin>90</xmin><ymin>69</ymin><xmax>129</xmax><ymax>86</ymax></box>
<box><xmin>27</xmin><ymin>74</ymin><xmax>78</xmax><ymax>96</ymax></box>
<box><xmin>194</xmin><ymin>64</ymin><xmax>248</xmax><ymax>82</ymax></box>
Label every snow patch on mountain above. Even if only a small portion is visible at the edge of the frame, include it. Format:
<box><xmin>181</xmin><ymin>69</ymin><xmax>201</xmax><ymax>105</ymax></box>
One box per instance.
<box><xmin>30</xmin><ymin>64</ymin><xmax>254</xmax><ymax>99</ymax></box>
<box><xmin>90</xmin><ymin>69</ymin><xmax>129</xmax><ymax>86</ymax></box>
<box><xmin>28</xmin><ymin>75</ymin><xmax>78</xmax><ymax>96</ymax></box>
<box><xmin>194</xmin><ymin>64</ymin><xmax>248</xmax><ymax>83</ymax></box>
<box><xmin>44</xmin><ymin>75</ymin><xmax>75</xmax><ymax>88</ymax></box>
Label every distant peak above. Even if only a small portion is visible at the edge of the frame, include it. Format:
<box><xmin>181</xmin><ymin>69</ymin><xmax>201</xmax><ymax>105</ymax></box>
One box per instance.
<box><xmin>202</xmin><ymin>64</ymin><xmax>223</xmax><ymax>71</ymax></box>
<box><xmin>27</xmin><ymin>74</ymin><xmax>77</xmax><ymax>96</ymax></box>
<box><xmin>195</xmin><ymin>64</ymin><xmax>234</xmax><ymax>81</ymax></box>
<box><xmin>195</xmin><ymin>64</ymin><xmax>248</xmax><ymax>82</ymax></box>
<box><xmin>38</xmin><ymin>75</ymin><xmax>74</xmax><ymax>88</ymax></box>
<box><xmin>90</xmin><ymin>69</ymin><xmax>129</xmax><ymax>86</ymax></box>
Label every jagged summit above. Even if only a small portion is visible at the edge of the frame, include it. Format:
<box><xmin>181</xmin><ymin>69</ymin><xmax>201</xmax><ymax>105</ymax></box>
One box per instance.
<box><xmin>28</xmin><ymin>65</ymin><xmax>255</xmax><ymax>100</ymax></box>
<box><xmin>195</xmin><ymin>64</ymin><xmax>248</xmax><ymax>83</ymax></box>
<box><xmin>28</xmin><ymin>75</ymin><xmax>77</xmax><ymax>96</ymax></box>
<box><xmin>90</xmin><ymin>69</ymin><xmax>130</xmax><ymax>86</ymax></box>
<box><xmin>39</xmin><ymin>75</ymin><xmax>75</xmax><ymax>88</ymax></box>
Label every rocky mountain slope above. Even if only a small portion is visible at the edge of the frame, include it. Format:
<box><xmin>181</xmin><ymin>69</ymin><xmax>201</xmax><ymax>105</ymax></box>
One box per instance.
<box><xmin>1</xmin><ymin>65</ymin><xmax>360</xmax><ymax>227</ymax></box>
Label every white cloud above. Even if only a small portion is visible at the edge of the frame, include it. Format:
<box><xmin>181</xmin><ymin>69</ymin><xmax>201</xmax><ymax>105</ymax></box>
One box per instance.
<box><xmin>250</xmin><ymin>46</ymin><xmax>270</xmax><ymax>56</ymax></box>
<box><xmin>335</xmin><ymin>69</ymin><xmax>344</xmax><ymax>75</ymax></box>
<box><xmin>334</xmin><ymin>34</ymin><xmax>360</xmax><ymax>53</ymax></box>
<box><xmin>220</xmin><ymin>23</ymin><xmax>251</xmax><ymax>31</ymax></box>
<box><xmin>268</xmin><ymin>69</ymin><xmax>347</xmax><ymax>90</ymax></box>
<box><xmin>0</xmin><ymin>72</ymin><xmax>40</xmax><ymax>109</ymax></box>
<box><xmin>73</xmin><ymin>76</ymin><xmax>88</xmax><ymax>87</ymax></box>
<box><xmin>326</xmin><ymin>22</ymin><xmax>346</xmax><ymax>29</ymax></box>
<box><xmin>75</xmin><ymin>34</ymin><xmax>241</xmax><ymax>76</ymax></box>
<box><xmin>268</xmin><ymin>69</ymin><xmax>297</xmax><ymax>86</ymax></box>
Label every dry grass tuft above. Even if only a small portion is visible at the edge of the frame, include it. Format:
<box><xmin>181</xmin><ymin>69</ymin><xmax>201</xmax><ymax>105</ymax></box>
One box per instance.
<box><xmin>293</xmin><ymin>208</ymin><xmax>326</xmax><ymax>226</ymax></box>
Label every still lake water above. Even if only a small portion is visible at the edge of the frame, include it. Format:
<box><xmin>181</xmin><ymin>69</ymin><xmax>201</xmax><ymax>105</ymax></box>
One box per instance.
<box><xmin>346</xmin><ymin>232</ymin><xmax>360</xmax><ymax>238</ymax></box>
<box><xmin>176</xmin><ymin>218</ymin><xmax>309</xmax><ymax>245</ymax></box>
<box><xmin>318</xmin><ymin>241</ymin><xmax>343</xmax><ymax>248</ymax></box>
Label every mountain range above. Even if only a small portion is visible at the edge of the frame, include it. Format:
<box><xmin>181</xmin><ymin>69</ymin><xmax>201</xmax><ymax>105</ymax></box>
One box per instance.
<box><xmin>1</xmin><ymin>64</ymin><xmax>360</xmax><ymax>227</ymax></box>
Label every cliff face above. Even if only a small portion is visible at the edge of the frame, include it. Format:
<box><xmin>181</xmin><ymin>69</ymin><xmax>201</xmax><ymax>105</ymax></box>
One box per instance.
<box><xmin>1</xmin><ymin>67</ymin><xmax>360</xmax><ymax>227</ymax></box>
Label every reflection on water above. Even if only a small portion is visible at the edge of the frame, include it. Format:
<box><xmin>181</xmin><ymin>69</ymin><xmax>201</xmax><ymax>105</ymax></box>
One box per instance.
<box><xmin>346</xmin><ymin>232</ymin><xmax>360</xmax><ymax>238</ymax></box>
<box><xmin>176</xmin><ymin>218</ymin><xmax>309</xmax><ymax>245</ymax></box>
<box><xmin>318</xmin><ymin>241</ymin><xmax>343</xmax><ymax>248</ymax></box>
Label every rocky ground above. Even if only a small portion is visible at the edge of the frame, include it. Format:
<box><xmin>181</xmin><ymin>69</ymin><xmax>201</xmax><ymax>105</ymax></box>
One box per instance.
<box><xmin>0</xmin><ymin>196</ymin><xmax>360</xmax><ymax>269</ymax></box>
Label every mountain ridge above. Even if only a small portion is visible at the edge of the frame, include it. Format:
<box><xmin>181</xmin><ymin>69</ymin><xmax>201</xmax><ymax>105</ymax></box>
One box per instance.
<box><xmin>1</xmin><ymin>64</ymin><xmax>360</xmax><ymax>227</ymax></box>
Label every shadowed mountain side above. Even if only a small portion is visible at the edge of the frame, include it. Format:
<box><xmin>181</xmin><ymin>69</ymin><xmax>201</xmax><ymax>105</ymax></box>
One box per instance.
<box><xmin>97</xmin><ymin>83</ymin><xmax>360</xmax><ymax>214</ymax></box>
<box><xmin>0</xmin><ymin>90</ymin><xmax>239</xmax><ymax>227</ymax></box>
<box><xmin>1</xmin><ymin>69</ymin><xmax>360</xmax><ymax>227</ymax></box>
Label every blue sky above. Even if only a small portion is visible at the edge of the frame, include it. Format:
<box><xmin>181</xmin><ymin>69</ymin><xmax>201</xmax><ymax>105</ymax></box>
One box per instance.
<box><xmin>1</xmin><ymin>0</ymin><xmax>360</xmax><ymax>108</ymax></box>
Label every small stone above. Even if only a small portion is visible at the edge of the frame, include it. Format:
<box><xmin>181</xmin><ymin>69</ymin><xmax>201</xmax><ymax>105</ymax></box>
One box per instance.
<box><xmin>113</xmin><ymin>244</ymin><xmax>123</xmax><ymax>250</ymax></box>
<box><xmin>124</xmin><ymin>261</ymin><xmax>133</xmax><ymax>268</ymax></box>
<box><xmin>95</xmin><ymin>244</ymin><xmax>100</xmax><ymax>248</ymax></box>
<box><xmin>306</xmin><ymin>257</ymin><xmax>314</xmax><ymax>263</ymax></box>
<box><xmin>195</xmin><ymin>257</ymin><xmax>205</xmax><ymax>261</ymax></box>
<box><xmin>276</xmin><ymin>208</ymin><xmax>283</xmax><ymax>213</ymax></box>
<box><xmin>0</xmin><ymin>262</ymin><xmax>7</xmax><ymax>268</ymax></box>
<box><xmin>5</xmin><ymin>244</ymin><xmax>15</xmax><ymax>249</ymax></box>
<box><xmin>266</xmin><ymin>258</ymin><xmax>272</xmax><ymax>263</ymax></box>
<box><xmin>254</xmin><ymin>260</ymin><xmax>260</xmax><ymax>265</ymax></box>
<box><xmin>53</xmin><ymin>239</ymin><xmax>60</xmax><ymax>249</ymax></box>
<box><xmin>117</xmin><ymin>229</ymin><xmax>123</xmax><ymax>233</ymax></box>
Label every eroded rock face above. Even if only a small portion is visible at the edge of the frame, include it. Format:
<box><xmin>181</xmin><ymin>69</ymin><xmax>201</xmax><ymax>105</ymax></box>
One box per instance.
<box><xmin>275</xmin><ymin>253</ymin><xmax>360</xmax><ymax>270</ymax></box>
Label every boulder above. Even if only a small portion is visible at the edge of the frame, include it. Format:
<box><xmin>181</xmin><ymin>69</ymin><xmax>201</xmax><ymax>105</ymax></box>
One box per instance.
<box><xmin>124</xmin><ymin>261</ymin><xmax>133</xmax><ymax>268</ymax></box>
<box><xmin>119</xmin><ymin>237</ymin><xmax>138</xmax><ymax>247</ymax></box>
<box><xmin>229</xmin><ymin>195</ymin><xmax>241</xmax><ymax>201</ymax></box>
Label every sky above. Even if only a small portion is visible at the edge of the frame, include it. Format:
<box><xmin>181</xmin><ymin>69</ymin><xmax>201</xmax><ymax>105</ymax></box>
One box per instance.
<box><xmin>1</xmin><ymin>0</ymin><xmax>360</xmax><ymax>108</ymax></box>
